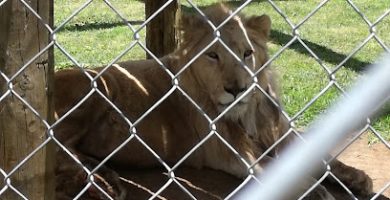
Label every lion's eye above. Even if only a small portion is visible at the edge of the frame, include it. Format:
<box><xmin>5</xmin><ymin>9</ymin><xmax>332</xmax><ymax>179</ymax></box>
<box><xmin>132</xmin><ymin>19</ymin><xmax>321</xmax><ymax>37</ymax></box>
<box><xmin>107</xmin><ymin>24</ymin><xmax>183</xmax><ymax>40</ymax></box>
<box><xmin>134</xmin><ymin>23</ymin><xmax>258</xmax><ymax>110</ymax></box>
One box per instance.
<box><xmin>244</xmin><ymin>50</ymin><xmax>253</xmax><ymax>59</ymax></box>
<box><xmin>206</xmin><ymin>52</ymin><xmax>219</xmax><ymax>61</ymax></box>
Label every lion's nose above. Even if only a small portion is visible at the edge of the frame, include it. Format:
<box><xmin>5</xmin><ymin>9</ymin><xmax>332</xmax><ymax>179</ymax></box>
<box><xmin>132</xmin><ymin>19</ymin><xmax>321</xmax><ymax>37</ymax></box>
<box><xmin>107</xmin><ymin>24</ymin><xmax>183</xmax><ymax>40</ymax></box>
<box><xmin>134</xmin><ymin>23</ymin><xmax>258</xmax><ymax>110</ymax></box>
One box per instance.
<box><xmin>224</xmin><ymin>86</ymin><xmax>247</xmax><ymax>98</ymax></box>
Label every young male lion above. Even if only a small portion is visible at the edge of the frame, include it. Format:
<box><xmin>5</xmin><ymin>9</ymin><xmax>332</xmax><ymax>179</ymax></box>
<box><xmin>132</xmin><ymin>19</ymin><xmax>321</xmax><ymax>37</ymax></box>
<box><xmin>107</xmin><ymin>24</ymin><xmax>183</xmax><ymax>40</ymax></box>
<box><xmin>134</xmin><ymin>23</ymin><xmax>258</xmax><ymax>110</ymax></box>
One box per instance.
<box><xmin>54</xmin><ymin>3</ymin><xmax>373</xmax><ymax>200</ymax></box>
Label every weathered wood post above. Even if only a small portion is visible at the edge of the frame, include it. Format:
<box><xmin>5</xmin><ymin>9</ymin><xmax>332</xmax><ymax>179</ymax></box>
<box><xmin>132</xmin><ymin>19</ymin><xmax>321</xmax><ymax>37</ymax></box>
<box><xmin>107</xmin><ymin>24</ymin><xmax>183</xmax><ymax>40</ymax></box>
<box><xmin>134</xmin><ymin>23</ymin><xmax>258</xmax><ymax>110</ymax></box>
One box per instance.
<box><xmin>145</xmin><ymin>0</ymin><xmax>181</xmax><ymax>58</ymax></box>
<box><xmin>0</xmin><ymin>0</ymin><xmax>55</xmax><ymax>199</ymax></box>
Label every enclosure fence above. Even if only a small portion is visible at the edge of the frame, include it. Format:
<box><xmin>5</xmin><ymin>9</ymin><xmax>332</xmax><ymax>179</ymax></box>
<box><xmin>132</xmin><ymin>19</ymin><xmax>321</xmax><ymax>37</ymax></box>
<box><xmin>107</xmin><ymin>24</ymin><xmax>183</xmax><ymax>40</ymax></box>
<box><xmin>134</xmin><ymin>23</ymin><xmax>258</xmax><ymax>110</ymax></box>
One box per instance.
<box><xmin>238</xmin><ymin>55</ymin><xmax>390</xmax><ymax>200</ymax></box>
<box><xmin>0</xmin><ymin>0</ymin><xmax>389</xmax><ymax>199</ymax></box>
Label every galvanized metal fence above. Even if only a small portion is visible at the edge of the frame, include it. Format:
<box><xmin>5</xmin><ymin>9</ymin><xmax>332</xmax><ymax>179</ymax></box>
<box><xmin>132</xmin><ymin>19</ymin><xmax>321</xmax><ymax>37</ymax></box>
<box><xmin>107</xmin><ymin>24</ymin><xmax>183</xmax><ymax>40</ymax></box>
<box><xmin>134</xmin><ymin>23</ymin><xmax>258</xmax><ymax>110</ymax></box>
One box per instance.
<box><xmin>238</xmin><ymin>55</ymin><xmax>390</xmax><ymax>200</ymax></box>
<box><xmin>0</xmin><ymin>0</ymin><xmax>389</xmax><ymax>199</ymax></box>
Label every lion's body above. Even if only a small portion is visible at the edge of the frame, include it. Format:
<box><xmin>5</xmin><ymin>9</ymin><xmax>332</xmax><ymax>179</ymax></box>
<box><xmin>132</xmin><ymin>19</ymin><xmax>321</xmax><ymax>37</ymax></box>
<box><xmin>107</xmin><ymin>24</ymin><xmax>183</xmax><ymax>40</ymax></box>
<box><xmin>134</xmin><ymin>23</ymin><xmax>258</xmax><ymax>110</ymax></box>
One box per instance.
<box><xmin>55</xmin><ymin>58</ymin><xmax>257</xmax><ymax>176</ymax></box>
<box><xmin>54</xmin><ymin>4</ymin><xmax>281</xmax><ymax>178</ymax></box>
<box><xmin>54</xmin><ymin>4</ymin><xmax>373</xmax><ymax>200</ymax></box>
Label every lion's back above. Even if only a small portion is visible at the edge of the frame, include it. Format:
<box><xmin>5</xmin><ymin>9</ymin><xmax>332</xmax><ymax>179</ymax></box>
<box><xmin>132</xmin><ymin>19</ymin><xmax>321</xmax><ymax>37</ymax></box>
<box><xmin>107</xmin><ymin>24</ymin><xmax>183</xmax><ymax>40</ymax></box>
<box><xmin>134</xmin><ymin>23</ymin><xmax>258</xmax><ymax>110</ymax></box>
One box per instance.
<box><xmin>54</xmin><ymin>59</ymin><xmax>172</xmax><ymax>118</ymax></box>
<box><xmin>53</xmin><ymin>59</ymin><xmax>193</xmax><ymax>166</ymax></box>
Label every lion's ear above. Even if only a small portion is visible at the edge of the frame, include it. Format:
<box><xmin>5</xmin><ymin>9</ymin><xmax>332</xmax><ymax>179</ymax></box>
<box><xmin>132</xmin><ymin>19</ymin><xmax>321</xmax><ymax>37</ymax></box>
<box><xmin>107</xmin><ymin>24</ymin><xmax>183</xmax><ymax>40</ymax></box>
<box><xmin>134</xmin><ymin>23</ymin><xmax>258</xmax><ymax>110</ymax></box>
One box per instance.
<box><xmin>180</xmin><ymin>13</ymin><xmax>204</xmax><ymax>30</ymax></box>
<box><xmin>180</xmin><ymin>13</ymin><xmax>205</xmax><ymax>42</ymax></box>
<box><xmin>245</xmin><ymin>15</ymin><xmax>271</xmax><ymax>40</ymax></box>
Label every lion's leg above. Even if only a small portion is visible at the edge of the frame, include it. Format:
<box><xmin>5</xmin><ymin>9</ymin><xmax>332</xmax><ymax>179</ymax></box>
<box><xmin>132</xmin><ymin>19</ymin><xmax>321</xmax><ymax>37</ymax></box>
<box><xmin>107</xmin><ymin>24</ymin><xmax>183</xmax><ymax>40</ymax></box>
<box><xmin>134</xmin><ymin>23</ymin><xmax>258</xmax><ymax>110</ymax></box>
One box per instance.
<box><xmin>287</xmin><ymin>157</ymin><xmax>373</xmax><ymax>199</ymax></box>
<box><xmin>56</xmin><ymin>150</ymin><xmax>127</xmax><ymax>200</ymax></box>
<box><xmin>300</xmin><ymin>156</ymin><xmax>373</xmax><ymax>198</ymax></box>
<box><xmin>275</xmin><ymin>134</ymin><xmax>373</xmax><ymax>198</ymax></box>
<box><xmin>328</xmin><ymin>158</ymin><xmax>373</xmax><ymax>197</ymax></box>
<box><xmin>251</xmin><ymin>156</ymin><xmax>335</xmax><ymax>200</ymax></box>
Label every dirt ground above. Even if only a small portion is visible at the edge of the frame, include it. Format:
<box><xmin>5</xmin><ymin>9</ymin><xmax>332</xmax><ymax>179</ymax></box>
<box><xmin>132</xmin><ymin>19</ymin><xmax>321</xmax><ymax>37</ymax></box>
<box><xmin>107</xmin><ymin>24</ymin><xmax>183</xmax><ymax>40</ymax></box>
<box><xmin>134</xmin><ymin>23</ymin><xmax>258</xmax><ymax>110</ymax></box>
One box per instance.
<box><xmin>338</xmin><ymin>135</ymin><xmax>390</xmax><ymax>198</ymax></box>
<box><xmin>116</xmin><ymin>134</ymin><xmax>390</xmax><ymax>199</ymax></box>
<box><xmin>56</xmin><ymin>135</ymin><xmax>390</xmax><ymax>200</ymax></box>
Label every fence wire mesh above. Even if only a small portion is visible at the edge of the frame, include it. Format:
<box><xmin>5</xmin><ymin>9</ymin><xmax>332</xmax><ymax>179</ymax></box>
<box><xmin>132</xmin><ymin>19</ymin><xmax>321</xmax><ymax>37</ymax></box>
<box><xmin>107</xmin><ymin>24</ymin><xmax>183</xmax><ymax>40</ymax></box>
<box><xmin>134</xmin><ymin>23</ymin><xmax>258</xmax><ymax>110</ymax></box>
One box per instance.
<box><xmin>0</xmin><ymin>0</ymin><xmax>389</xmax><ymax>199</ymax></box>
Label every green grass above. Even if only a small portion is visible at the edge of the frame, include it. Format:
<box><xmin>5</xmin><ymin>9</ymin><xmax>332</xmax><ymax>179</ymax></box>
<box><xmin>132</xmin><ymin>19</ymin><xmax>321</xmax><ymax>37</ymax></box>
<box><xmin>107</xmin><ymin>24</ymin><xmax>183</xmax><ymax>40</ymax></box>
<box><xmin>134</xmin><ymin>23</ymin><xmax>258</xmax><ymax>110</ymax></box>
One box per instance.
<box><xmin>54</xmin><ymin>0</ymin><xmax>146</xmax><ymax>68</ymax></box>
<box><xmin>54</xmin><ymin>0</ymin><xmax>390</xmax><ymax>141</ymax></box>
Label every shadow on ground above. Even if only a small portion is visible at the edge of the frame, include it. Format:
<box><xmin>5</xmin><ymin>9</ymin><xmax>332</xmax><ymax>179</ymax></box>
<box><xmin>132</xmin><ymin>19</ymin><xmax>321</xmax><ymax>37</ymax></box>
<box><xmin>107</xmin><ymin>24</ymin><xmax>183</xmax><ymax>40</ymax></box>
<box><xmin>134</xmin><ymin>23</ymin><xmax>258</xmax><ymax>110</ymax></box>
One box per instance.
<box><xmin>56</xmin><ymin>166</ymin><xmax>390</xmax><ymax>200</ymax></box>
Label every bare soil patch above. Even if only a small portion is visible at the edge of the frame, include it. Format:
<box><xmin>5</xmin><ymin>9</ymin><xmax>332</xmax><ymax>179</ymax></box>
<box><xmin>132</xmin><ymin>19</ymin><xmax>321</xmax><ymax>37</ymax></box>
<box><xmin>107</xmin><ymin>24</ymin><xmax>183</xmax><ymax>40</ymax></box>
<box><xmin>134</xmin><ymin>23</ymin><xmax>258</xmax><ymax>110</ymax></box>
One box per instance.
<box><xmin>56</xmin><ymin>135</ymin><xmax>390</xmax><ymax>199</ymax></box>
<box><xmin>338</xmin><ymin>135</ymin><xmax>390</xmax><ymax>198</ymax></box>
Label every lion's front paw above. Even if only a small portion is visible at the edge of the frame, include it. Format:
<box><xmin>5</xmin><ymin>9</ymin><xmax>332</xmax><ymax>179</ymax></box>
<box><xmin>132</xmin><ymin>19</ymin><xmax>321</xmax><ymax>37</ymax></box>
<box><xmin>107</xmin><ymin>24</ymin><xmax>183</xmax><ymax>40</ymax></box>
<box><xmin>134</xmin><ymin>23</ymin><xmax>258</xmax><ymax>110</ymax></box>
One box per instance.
<box><xmin>343</xmin><ymin>168</ymin><xmax>373</xmax><ymax>197</ymax></box>
<box><xmin>332</xmin><ymin>160</ymin><xmax>373</xmax><ymax>197</ymax></box>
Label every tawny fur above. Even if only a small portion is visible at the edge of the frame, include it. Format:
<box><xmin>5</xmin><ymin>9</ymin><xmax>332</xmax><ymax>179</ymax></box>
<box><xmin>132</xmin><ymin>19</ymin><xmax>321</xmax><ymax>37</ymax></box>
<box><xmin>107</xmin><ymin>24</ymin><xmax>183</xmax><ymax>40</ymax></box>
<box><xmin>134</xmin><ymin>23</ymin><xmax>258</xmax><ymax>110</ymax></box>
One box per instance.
<box><xmin>55</xmin><ymin>3</ymin><xmax>272</xmax><ymax>177</ymax></box>
<box><xmin>54</xmin><ymin>4</ymin><xmax>373</xmax><ymax>200</ymax></box>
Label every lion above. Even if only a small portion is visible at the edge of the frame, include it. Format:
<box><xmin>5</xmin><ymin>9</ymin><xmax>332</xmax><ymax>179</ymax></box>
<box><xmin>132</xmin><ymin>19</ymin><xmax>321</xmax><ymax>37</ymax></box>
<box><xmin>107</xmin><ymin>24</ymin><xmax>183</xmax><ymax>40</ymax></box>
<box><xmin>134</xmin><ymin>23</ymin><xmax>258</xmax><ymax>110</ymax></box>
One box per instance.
<box><xmin>54</xmin><ymin>4</ymin><xmax>373</xmax><ymax>200</ymax></box>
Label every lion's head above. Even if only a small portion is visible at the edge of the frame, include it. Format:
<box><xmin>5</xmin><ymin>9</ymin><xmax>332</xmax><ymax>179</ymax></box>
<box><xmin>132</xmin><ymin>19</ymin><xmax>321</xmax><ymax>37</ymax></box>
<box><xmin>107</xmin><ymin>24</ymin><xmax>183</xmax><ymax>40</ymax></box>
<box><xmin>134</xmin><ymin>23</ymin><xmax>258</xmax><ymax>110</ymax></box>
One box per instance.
<box><xmin>174</xmin><ymin>4</ymin><xmax>272</xmax><ymax>121</ymax></box>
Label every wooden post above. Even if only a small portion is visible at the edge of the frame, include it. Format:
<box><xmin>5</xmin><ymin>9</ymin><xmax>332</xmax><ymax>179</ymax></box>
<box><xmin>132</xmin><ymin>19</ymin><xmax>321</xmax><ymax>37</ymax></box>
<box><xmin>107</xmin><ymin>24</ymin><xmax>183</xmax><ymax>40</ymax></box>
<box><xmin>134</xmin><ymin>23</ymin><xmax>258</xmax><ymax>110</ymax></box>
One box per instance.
<box><xmin>0</xmin><ymin>0</ymin><xmax>55</xmax><ymax>199</ymax></box>
<box><xmin>145</xmin><ymin>0</ymin><xmax>180</xmax><ymax>58</ymax></box>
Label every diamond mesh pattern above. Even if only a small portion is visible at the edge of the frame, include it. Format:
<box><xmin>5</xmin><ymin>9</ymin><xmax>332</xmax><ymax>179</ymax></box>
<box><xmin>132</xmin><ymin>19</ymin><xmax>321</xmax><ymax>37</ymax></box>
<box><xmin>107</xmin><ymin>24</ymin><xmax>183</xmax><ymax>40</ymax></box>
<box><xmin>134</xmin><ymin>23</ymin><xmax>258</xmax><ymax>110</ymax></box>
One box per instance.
<box><xmin>0</xmin><ymin>0</ymin><xmax>389</xmax><ymax>199</ymax></box>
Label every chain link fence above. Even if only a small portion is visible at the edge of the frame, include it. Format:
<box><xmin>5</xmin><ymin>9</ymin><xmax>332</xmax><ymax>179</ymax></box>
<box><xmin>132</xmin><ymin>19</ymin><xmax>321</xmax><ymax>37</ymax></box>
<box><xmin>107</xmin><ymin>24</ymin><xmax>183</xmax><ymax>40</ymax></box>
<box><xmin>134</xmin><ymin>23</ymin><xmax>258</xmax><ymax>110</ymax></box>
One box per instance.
<box><xmin>0</xmin><ymin>0</ymin><xmax>389</xmax><ymax>199</ymax></box>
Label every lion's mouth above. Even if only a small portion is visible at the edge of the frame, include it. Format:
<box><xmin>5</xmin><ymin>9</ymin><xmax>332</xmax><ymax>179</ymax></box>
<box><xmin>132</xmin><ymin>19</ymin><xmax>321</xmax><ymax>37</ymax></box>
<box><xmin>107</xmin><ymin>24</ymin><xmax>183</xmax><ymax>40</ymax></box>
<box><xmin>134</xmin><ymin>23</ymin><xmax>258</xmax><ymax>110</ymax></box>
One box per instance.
<box><xmin>218</xmin><ymin>100</ymin><xmax>248</xmax><ymax>113</ymax></box>
<box><xmin>218</xmin><ymin>101</ymin><xmax>246</xmax><ymax>107</ymax></box>
<box><xmin>216</xmin><ymin>90</ymin><xmax>252</xmax><ymax>118</ymax></box>
<box><xmin>217</xmin><ymin>101</ymin><xmax>249</xmax><ymax>120</ymax></box>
